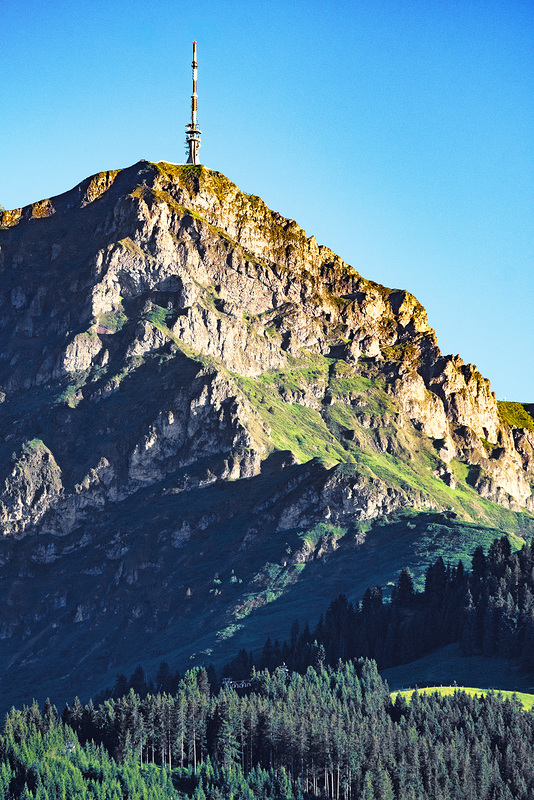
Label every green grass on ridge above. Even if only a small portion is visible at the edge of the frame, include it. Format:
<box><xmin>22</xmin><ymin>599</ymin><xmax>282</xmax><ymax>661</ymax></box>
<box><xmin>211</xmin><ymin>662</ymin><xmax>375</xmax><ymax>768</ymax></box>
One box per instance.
<box><xmin>498</xmin><ymin>401</ymin><xmax>534</xmax><ymax>432</ymax></box>
<box><xmin>393</xmin><ymin>685</ymin><xmax>534</xmax><ymax>711</ymax></box>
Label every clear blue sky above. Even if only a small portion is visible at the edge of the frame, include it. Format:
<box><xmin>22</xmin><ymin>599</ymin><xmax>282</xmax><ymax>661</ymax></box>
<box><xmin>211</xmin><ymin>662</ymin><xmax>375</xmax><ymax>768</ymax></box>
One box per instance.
<box><xmin>1</xmin><ymin>0</ymin><xmax>532</xmax><ymax>400</ymax></box>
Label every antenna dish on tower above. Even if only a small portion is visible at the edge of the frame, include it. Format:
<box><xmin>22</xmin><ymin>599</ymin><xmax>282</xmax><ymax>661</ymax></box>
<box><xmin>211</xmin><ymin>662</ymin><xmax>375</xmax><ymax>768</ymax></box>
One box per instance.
<box><xmin>185</xmin><ymin>41</ymin><xmax>201</xmax><ymax>164</ymax></box>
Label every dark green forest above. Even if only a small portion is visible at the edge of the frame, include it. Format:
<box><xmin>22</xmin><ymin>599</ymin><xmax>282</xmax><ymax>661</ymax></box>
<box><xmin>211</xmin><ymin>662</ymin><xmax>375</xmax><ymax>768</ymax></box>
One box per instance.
<box><xmin>225</xmin><ymin>536</ymin><xmax>534</xmax><ymax>678</ymax></box>
<box><xmin>3</xmin><ymin>660</ymin><xmax>534</xmax><ymax>800</ymax></box>
<box><xmin>3</xmin><ymin>537</ymin><xmax>534</xmax><ymax>800</ymax></box>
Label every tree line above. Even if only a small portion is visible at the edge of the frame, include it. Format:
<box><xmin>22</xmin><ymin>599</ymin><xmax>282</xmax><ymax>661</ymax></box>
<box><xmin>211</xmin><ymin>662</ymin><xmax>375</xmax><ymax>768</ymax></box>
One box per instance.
<box><xmin>225</xmin><ymin>536</ymin><xmax>534</xmax><ymax>679</ymax></box>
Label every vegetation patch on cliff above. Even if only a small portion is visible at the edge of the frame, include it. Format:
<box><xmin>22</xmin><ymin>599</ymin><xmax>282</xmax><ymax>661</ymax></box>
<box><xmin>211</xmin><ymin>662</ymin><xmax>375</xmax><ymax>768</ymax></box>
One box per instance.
<box><xmin>237</xmin><ymin>367</ymin><xmax>348</xmax><ymax>466</ymax></box>
<box><xmin>498</xmin><ymin>401</ymin><xmax>534</xmax><ymax>432</ymax></box>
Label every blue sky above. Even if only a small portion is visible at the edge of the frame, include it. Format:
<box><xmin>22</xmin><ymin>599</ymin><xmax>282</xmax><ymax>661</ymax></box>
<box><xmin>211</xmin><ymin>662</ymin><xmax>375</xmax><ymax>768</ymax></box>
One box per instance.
<box><xmin>1</xmin><ymin>0</ymin><xmax>533</xmax><ymax>400</ymax></box>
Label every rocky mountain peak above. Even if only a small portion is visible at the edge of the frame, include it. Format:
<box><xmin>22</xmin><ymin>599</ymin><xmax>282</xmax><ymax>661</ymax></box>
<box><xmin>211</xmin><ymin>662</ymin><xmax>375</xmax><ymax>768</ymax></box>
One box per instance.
<box><xmin>0</xmin><ymin>160</ymin><xmax>532</xmax><ymax>708</ymax></box>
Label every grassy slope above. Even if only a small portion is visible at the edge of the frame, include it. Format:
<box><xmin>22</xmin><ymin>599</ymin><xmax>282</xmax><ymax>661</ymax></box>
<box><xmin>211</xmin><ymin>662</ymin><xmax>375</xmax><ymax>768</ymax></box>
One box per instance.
<box><xmin>498</xmin><ymin>401</ymin><xmax>534</xmax><ymax>432</ymax></box>
<box><xmin>393</xmin><ymin>684</ymin><xmax>534</xmax><ymax>711</ymax></box>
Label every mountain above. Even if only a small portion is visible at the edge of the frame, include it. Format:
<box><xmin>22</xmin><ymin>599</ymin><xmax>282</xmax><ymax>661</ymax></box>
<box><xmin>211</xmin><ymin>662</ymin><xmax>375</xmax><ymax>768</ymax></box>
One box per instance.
<box><xmin>0</xmin><ymin>161</ymin><xmax>533</xmax><ymax>710</ymax></box>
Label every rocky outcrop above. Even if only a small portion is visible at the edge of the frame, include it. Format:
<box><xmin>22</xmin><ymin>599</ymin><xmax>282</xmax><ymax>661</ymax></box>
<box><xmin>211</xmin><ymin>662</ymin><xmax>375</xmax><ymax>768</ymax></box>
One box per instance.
<box><xmin>0</xmin><ymin>440</ymin><xmax>63</xmax><ymax>537</ymax></box>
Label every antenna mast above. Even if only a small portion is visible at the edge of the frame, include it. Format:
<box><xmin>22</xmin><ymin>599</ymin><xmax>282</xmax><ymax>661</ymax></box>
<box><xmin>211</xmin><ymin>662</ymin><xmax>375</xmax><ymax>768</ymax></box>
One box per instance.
<box><xmin>185</xmin><ymin>41</ymin><xmax>201</xmax><ymax>164</ymax></box>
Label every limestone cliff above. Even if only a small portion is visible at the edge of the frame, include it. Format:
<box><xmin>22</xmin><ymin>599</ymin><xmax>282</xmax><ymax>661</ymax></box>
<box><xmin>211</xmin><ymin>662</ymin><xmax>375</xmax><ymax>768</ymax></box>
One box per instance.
<box><xmin>0</xmin><ymin>160</ymin><xmax>532</xmax><ymax>539</ymax></box>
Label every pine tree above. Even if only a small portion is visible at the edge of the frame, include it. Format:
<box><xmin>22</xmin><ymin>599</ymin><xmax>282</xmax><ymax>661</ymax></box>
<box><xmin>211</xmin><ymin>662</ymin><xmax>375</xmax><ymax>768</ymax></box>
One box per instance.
<box><xmin>155</xmin><ymin>662</ymin><xmax>172</xmax><ymax>694</ymax></box>
<box><xmin>392</xmin><ymin>568</ymin><xmax>415</xmax><ymax>608</ymax></box>
<box><xmin>361</xmin><ymin>771</ymin><xmax>375</xmax><ymax>800</ymax></box>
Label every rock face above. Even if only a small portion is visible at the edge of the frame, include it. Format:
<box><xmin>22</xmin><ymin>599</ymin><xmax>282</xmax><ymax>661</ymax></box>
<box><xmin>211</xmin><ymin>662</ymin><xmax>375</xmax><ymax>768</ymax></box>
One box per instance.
<box><xmin>0</xmin><ymin>160</ymin><xmax>532</xmax><ymax>709</ymax></box>
<box><xmin>0</xmin><ymin>439</ymin><xmax>62</xmax><ymax>536</ymax></box>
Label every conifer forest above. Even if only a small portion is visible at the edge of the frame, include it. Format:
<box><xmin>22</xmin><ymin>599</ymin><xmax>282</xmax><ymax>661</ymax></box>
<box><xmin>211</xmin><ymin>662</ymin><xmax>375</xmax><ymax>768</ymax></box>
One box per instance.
<box><xmin>2</xmin><ymin>537</ymin><xmax>534</xmax><ymax>799</ymax></box>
